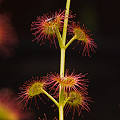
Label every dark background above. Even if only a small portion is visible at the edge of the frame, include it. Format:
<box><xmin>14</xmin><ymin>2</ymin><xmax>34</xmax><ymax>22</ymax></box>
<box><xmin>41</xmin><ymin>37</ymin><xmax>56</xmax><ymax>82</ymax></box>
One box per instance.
<box><xmin>0</xmin><ymin>0</ymin><xmax>120</xmax><ymax>120</ymax></box>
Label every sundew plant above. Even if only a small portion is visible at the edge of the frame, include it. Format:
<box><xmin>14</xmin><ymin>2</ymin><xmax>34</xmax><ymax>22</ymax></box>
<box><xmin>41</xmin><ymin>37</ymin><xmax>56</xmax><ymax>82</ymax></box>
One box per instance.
<box><xmin>19</xmin><ymin>0</ymin><xmax>97</xmax><ymax>120</ymax></box>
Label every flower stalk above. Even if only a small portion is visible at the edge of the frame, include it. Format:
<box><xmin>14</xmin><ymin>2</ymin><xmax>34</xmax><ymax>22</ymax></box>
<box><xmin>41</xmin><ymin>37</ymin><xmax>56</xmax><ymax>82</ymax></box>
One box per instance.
<box><xmin>59</xmin><ymin>48</ymin><xmax>66</xmax><ymax>120</ymax></box>
<box><xmin>62</xmin><ymin>0</ymin><xmax>71</xmax><ymax>45</ymax></box>
<box><xmin>59</xmin><ymin>0</ymin><xmax>71</xmax><ymax>119</ymax></box>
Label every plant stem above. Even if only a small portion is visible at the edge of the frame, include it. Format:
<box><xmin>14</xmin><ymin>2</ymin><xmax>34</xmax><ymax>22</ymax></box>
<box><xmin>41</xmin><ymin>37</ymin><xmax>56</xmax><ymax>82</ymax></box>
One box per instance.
<box><xmin>59</xmin><ymin>0</ymin><xmax>71</xmax><ymax>120</ymax></box>
<box><xmin>65</xmin><ymin>35</ymin><xmax>76</xmax><ymax>49</ymax></box>
<box><xmin>60</xmin><ymin>48</ymin><xmax>65</xmax><ymax>77</ymax></box>
<box><xmin>59</xmin><ymin>105</ymin><xmax>64</xmax><ymax>120</ymax></box>
<box><xmin>63</xmin><ymin>97</ymin><xmax>70</xmax><ymax>107</ymax></box>
<box><xmin>59</xmin><ymin>48</ymin><xmax>65</xmax><ymax>120</ymax></box>
<box><xmin>55</xmin><ymin>26</ymin><xmax>63</xmax><ymax>47</ymax></box>
<box><xmin>62</xmin><ymin>0</ymin><xmax>71</xmax><ymax>45</ymax></box>
<box><xmin>42</xmin><ymin>89</ymin><xmax>59</xmax><ymax>107</ymax></box>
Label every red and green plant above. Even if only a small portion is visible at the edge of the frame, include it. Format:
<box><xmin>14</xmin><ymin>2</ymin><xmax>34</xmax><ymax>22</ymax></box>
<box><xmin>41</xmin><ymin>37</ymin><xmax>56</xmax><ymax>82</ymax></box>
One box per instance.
<box><xmin>19</xmin><ymin>0</ymin><xmax>97</xmax><ymax>119</ymax></box>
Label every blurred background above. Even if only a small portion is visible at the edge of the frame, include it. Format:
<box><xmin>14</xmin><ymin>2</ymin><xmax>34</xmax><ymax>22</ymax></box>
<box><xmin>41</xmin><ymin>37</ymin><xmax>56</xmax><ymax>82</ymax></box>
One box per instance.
<box><xmin>0</xmin><ymin>0</ymin><xmax>120</xmax><ymax>120</ymax></box>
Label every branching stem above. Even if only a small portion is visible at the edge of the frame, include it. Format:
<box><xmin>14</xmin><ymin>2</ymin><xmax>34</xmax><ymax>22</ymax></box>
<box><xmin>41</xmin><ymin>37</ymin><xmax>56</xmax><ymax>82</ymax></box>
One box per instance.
<box><xmin>42</xmin><ymin>0</ymin><xmax>72</xmax><ymax>120</ymax></box>
<box><xmin>65</xmin><ymin>35</ymin><xmax>76</xmax><ymax>49</ymax></box>
<box><xmin>59</xmin><ymin>0</ymin><xmax>71</xmax><ymax>120</ymax></box>
<box><xmin>42</xmin><ymin>89</ymin><xmax>59</xmax><ymax>107</ymax></box>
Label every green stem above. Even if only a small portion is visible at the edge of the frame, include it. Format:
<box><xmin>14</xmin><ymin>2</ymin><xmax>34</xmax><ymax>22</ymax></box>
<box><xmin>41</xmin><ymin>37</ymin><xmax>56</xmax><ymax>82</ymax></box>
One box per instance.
<box><xmin>59</xmin><ymin>44</ymin><xmax>66</xmax><ymax>120</ymax></box>
<box><xmin>59</xmin><ymin>0</ymin><xmax>71</xmax><ymax>120</ymax></box>
<box><xmin>62</xmin><ymin>0</ymin><xmax>71</xmax><ymax>45</ymax></box>
<box><xmin>42</xmin><ymin>89</ymin><xmax>59</xmax><ymax>107</ymax></box>
<box><xmin>60</xmin><ymin>48</ymin><xmax>65</xmax><ymax>77</ymax></box>
<box><xmin>65</xmin><ymin>35</ymin><xmax>76</xmax><ymax>49</ymax></box>
<box><xmin>55</xmin><ymin>26</ymin><xmax>63</xmax><ymax>47</ymax></box>
<box><xmin>63</xmin><ymin>97</ymin><xmax>70</xmax><ymax>107</ymax></box>
<box><xmin>59</xmin><ymin>105</ymin><xmax>64</xmax><ymax>120</ymax></box>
